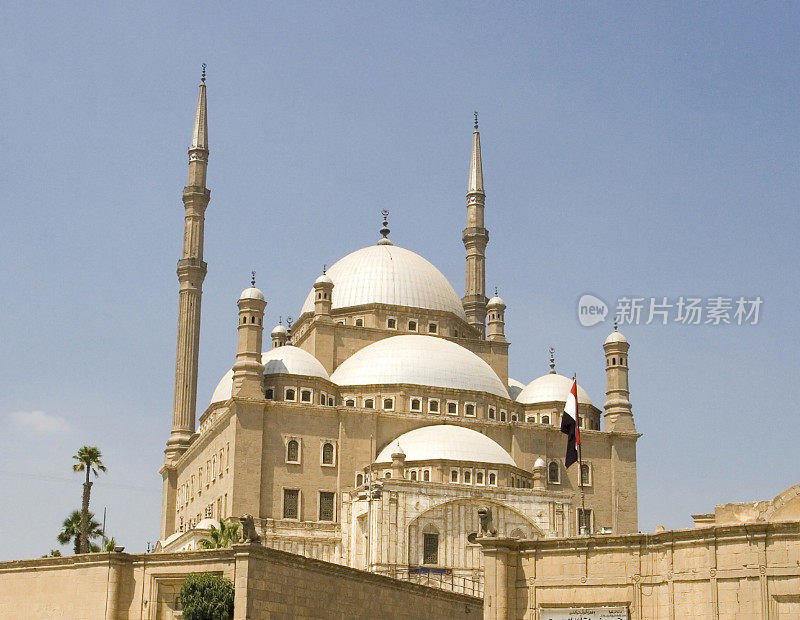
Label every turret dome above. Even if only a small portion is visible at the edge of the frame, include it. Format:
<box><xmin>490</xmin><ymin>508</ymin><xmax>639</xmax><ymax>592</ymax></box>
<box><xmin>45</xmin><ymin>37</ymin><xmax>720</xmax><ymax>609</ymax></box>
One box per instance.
<box><xmin>604</xmin><ymin>330</ymin><xmax>628</xmax><ymax>345</ymax></box>
<box><xmin>516</xmin><ymin>373</ymin><xmax>592</xmax><ymax>406</ymax></box>
<box><xmin>239</xmin><ymin>287</ymin><xmax>265</xmax><ymax>301</ymax></box>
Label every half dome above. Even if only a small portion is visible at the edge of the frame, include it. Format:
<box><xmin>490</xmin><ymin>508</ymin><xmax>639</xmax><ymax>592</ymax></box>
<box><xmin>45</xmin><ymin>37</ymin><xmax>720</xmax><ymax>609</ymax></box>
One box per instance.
<box><xmin>210</xmin><ymin>346</ymin><xmax>329</xmax><ymax>404</ymax></box>
<box><xmin>516</xmin><ymin>373</ymin><xmax>592</xmax><ymax>406</ymax></box>
<box><xmin>375</xmin><ymin>425</ymin><xmax>516</xmax><ymax>467</ymax></box>
<box><xmin>300</xmin><ymin>244</ymin><xmax>467</xmax><ymax>321</ymax></box>
<box><xmin>330</xmin><ymin>335</ymin><xmax>508</xmax><ymax>398</ymax></box>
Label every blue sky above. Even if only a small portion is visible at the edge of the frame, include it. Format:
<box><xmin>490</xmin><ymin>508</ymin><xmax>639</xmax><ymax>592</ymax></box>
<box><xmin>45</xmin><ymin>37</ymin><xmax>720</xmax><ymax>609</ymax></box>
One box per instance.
<box><xmin>1</xmin><ymin>2</ymin><xmax>798</xmax><ymax>559</ymax></box>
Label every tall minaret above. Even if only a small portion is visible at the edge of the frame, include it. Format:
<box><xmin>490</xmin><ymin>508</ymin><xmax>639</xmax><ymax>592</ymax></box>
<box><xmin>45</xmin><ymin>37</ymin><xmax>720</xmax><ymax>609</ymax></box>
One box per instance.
<box><xmin>165</xmin><ymin>67</ymin><xmax>210</xmax><ymax>462</ymax></box>
<box><xmin>462</xmin><ymin>113</ymin><xmax>489</xmax><ymax>338</ymax></box>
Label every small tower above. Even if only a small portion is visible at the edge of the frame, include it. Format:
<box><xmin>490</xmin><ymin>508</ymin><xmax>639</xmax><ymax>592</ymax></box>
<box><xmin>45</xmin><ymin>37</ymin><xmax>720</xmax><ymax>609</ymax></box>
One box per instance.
<box><xmin>532</xmin><ymin>457</ymin><xmax>546</xmax><ymax>490</ymax></box>
<box><xmin>390</xmin><ymin>443</ymin><xmax>406</xmax><ymax>479</ymax></box>
<box><xmin>313</xmin><ymin>271</ymin><xmax>334</xmax><ymax>320</ymax></box>
<box><xmin>486</xmin><ymin>291</ymin><xmax>506</xmax><ymax>342</ymax></box>
<box><xmin>462</xmin><ymin>112</ymin><xmax>489</xmax><ymax>338</ymax></box>
<box><xmin>271</xmin><ymin>322</ymin><xmax>288</xmax><ymax>348</ymax></box>
<box><xmin>166</xmin><ymin>67</ymin><xmax>210</xmax><ymax>462</ymax></box>
<box><xmin>603</xmin><ymin>325</ymin><xmax>635</xmax><ymax>432</ymax></box>
<box><xmin>231</xmin><ymin>281</ymin><xmax>266</xmax><ymax>399</ymax></box>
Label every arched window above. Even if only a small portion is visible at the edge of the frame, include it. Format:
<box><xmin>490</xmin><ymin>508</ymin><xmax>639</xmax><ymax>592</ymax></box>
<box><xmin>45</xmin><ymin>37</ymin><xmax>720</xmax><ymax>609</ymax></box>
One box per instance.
<box><xmin>285</xmin><ymin>388</ymin><xmax>296</xmax><ymax>401</ymax></box>
<box><xmin>322</xmin><ymin>442</ymin><xmax>334</xmax><ymax>465</ymax></box>
<box><xmin>476</xmin><ymin>471</ymin><xmax>484</xmax><ymax>484</ymax></box>
<box><xmin>383</xmin><ymin>398</ymin><xmax>393</xmax><ymax>410</ymax></box>
<box><xmin>451</xmin><ymin>470</ymin><xmax>459</xmax><ymax>483</ymax></box>
<box><xmin>428</xmin><ymin>399</ymin><xmax>439</xmax><ymax>413</ymax></box>
<box><xmin>510</xmin><ymin>413</ymin><xmax>518</xmax><ymax>422</ymax></box>
<box><xmin>541</xmin><ymin>415</ymin><xmax>550</xmax><ymax>425</ymax></box>
<box><xmin>355</xmin><ymin>318</ymin><xmax>364</xmax><ymax>327</ymax></box>
<box><xmin>488</xmin><ymin>472</ymin><xmax>496</xmax><ymax>485</ymax></box>
<box><xmin>464</xmin><ymin>470</ymin><xmax>471</xmax><ymax>484</ymax></box>
<box><xmin>611</xmin><ymin>357</ymin><xmax>616</xmax><ymax>365</ymax></box>
<box><xmin>345</xmin><ymin>399</ymin><xmax>355</xmax><ymax>407</ymax></box>
<box><xmin>410</xmin><ymin>470</ymin><xmax>417</xmax><ymax>481</ymax></box>
<box><xmin>465</xmin><ymin>403</ymin><xmax>476</xmax><ymax>416</ymax></box>
<box><xmin>580</xmin><ymin>463</ymin><xmax>591</xmax><ymax>487</ymax></box>
<box><xmin>384</xmin><ymin>471</ymin><xmax>391</xmax><ymax>478</ymax></box>
<box><xmin>328</xmin><ymin>396</ymin><xmax>335</xmax><ymax>406</ymax></box>
<box><xmin>286</xmin><ymin>440</ymin><xmax>299</xmax><ymax>463</ymax></box>
<box><xmin>510</xmin><ymin>528</ymin><xmax>525</xmax><ymax>539</ymax></box>
<box><xmin>300</xmin><ymin>389</ymin><xmax>312</xmax><ymax>402</ymax></box>
<box><xmin>410</xmin><ymin>398</ymin><xmax>422</xmax><ymax>412</ymax></box>
<box><xmin>356</xmin><ymin>473</ymin><xmax>364</xmax><ymax>486</ymax></box>
<box><xmin>265</xmin><ymin>388</ymin><xmax>274</xmax><ymax>400</ymax></box>
<box><xmin>548</xmin><ymin>461</ymin><xmax>560</xmax><ymax>484</ymax></box>
<box><xmin>364</xmin><ymin>398</ymin><xmax>374</xmax><ymax>409</ymax></box>
<box><xmin>251</xmin><ymin>316</ymin><xmax>255</xmax><ymax>323</ymax></box>
<box><xmin>423</xmin><ymin>470</ymin><xmax>430</xmax><ymax>482</ymax></box>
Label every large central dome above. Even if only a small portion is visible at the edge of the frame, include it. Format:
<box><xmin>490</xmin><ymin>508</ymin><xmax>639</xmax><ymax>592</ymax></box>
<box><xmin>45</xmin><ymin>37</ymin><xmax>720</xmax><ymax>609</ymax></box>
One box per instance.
<box><xmin>300</xmin><ymin>244</ymin><xmax>467</xmax><ymax>320</ymax></box>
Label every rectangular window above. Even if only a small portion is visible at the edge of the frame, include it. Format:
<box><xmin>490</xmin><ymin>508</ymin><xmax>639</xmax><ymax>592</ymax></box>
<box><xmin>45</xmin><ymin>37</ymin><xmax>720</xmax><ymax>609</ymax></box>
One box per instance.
<box><xmin>578</xmin><ymin>508</ymin><xmax>593</xmax><ymax>534</ymax></box>
<box><xmin>428</xmin><ymin>399</ymin><xmax>439</xmax><ymax>413</ymax></box>
<box><xmin>428</xmin><ymin>322</ymin><xmax>438</xmax><ymax>334</ymax></box>
<box><xmin>465</xmin><ymin>403</ymin><xmax>476</xmax><ymax>417</ymax></box>
<box><xmin>283</xmin><ymin>489</ymin><xmax>299</xmax><ymax>519</ymax></box>
<box><xmin>383</xmin><ymin>397</ymin><xmax>394</xmax><ymax>411</ymax></box>
<box><xmin>580</xmin><ymin>463</ymin><xmax>592</xmax><ymax>487</ymax></box>
<box><xmin>300</xmin><ymin>389</ymin><xmax>312</xmax><ymax>402</ymax></box>
<box><xmin>387</xmin><ymin>317</ymin><xmax>397</xmax><ymax>329</ymax></box>
<box><xmin>355</xmin><ymin>317</ymin><xmax>364</xmax><ymax>327</ymax></box>
<box><xmin>423</xmin><ymin>533</ymin><xmax>439</xmax><ymax>565</ymax></box>
<box><xmin>410</xmin><ymin>397</ymin><xmax>422</xmax><ymax>412</ymax></box>
<box><xmin>500</xmin><ymin>409</ymin><xmax>507</xmax><ymax>422</ymax></box>
<box><xmin>408</xmin><ymin>320</ymin><xmax>417</xmax><ymax>331</ymax></box>
<box><xmin>488</xmin><ymin>406</ymin><xmax>496</xmax><ymax>420</ymax></box>
<box><xmin>226</xmin><ymin>443</ymin><xmax>230</xmax><ymax>470</ymax></box>
<box><xmin>446</xmin><ymin>401</ymin><xmax>458</xmax><ymax>415</ymax></box>
<box><xmin>319</xmin><ymin>491</ymin><xmax>335</xmax><ymax>521</ymax></box>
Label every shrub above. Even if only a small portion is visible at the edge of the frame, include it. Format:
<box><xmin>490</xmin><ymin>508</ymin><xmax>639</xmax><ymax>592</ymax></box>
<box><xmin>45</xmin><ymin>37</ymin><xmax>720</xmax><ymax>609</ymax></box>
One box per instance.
<box><xmin>179</xmin><ymin>572</ymin><xmax>234</xmax><ymax>620</ymax></box>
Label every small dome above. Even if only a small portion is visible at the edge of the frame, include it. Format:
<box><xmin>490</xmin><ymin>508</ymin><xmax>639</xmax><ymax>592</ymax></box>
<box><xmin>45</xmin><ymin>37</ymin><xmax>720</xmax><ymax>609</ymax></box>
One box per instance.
<box><xmin>330</xmin><ymin>335</ymin><xmax>508</xmax><ymax>398</ymax></box>
<box><xmin>517</xmin><ymin>373</ymin><xmax>592</xmax><ymax>406</ymax></box>
<box><xmin>604</xmin><ymin>330</ymin><xmax>628</xmax><ymax>345</ymax></box>
<box><xmin>315</xmin><ymin>273</ymin><xmax>333</xmax><ymax>286</ymax></box>
<box><xmin>239</xmin><ymin>287</ymin><xmax>265</xmax><ymax>301</ymax></box>
<box><xmin>507</xmin><ymin>377</ymin><xmax>525</xmax><ymax>400</ymax></box>
<box><xmin>210</xmin><ymin>346</ymin><xmax>329</xmax><ymax>404</ymax></box>
<box><xmin>375</xmin><ymin>425</ymin><xmax>516</xmax><ymax>467</ymax></box>
<box><xmin>534</xmin><ymin>457</ymin><xmax>546</xmax><ymax>469</ymax></box>
<box><xmin>271</xmin><ymin>324</ymin><xmax>288</xmax><ymax>336</ymax></box>
<box><xmin>487</xmin><ymin>295</ymin><xmax>505</xmax><ymax>308</ymax></box>
<box><xmin>300</xmin><ymin>244</ymin><xmax>467</xmax><ymax>321</ymax></box>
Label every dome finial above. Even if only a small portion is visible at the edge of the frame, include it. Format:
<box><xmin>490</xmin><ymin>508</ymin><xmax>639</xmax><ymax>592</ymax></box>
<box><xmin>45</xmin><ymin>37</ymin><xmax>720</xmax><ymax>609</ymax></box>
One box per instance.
<box><xmin>378</xmin><ymin>209</ymin><xmax>393</xmax><ymax>245</ymax></box>
<box><xmin>474</xmin><ymin>111</ymin><xmax>478</xmax><ymax>131</ymax></box>
<box><xmin>549</xmin><ymin>347</ymin><xmax>556</xmax><ymax>374</ymax></box>
<box><xmin>201</xmin><ymin>63</ymin><xmax>206</xmax><ymax>84</ymax></box>
<box><xmin>495</xmin><ymin>286</ymin><xmax>498</xmax><ymax>297</ymax></box>
<box><xmin>614</xmin><ymin>317</ymin><xmax>619</xmax><ymax>332</ymax></box>
<box><xmin>251</xmin><ymin>270</ymin><xmax>256</xmax><ymax>287</ymax></box>
<box><xmin>322</xmin><ymin>264</ymin><xmax>326</xmax><ymax>274</ymax></box>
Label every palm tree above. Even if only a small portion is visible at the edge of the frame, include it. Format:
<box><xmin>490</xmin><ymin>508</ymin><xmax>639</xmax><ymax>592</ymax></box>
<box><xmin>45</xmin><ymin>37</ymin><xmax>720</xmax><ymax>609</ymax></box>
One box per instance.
<box><xmin>72</xmin><ymin>446</ymin><xmax>106</xmax><ymax>554</ymax></box>
<box><xmin>57</xmin><ymin>510</ymin><xmax>102</xmax><ymax>554</ymax></box>
<box><xmin>198</xmin><ymin>519</ymin><xmax>240</xmax><ymax>549</ymax></box>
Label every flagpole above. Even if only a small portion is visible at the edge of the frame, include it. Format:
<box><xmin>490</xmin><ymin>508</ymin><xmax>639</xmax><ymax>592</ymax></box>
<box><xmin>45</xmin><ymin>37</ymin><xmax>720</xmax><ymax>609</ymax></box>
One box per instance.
<box><xmin>575</xmin><ymin>373</ymin><xmax>586</xmax><ymax>534</ymax></box>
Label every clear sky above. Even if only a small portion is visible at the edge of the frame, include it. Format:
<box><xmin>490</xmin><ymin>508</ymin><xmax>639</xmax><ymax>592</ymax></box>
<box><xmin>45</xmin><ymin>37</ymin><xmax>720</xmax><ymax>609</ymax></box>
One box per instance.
<box><xmin>1</xmin><ymin>2</ymin><xmax>798</xmax><ymax>559</ymax></box>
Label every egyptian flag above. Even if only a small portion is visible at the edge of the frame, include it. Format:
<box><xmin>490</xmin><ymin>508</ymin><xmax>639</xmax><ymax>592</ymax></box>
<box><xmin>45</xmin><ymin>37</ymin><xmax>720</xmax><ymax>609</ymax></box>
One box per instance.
<box><xmin>560</xmin><ymin>379</ymin><xmax>580</xmax><ymax>468</ymax></box>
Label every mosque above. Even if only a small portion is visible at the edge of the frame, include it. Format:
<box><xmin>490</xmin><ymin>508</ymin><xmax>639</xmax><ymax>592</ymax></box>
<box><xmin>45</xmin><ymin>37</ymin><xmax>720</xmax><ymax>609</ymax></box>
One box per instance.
<box><xmin>156</xmin><ymin>73</ymin><xmax>640</xmax><ymax>582</ymax></box>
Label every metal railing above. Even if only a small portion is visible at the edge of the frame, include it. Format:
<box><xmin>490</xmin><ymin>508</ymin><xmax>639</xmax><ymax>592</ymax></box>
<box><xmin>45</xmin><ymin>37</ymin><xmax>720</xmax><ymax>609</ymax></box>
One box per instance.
<box><xmin>371</xmin><ymin>566</ymin><xmax>483</xmax><ymax>597</ymax></box>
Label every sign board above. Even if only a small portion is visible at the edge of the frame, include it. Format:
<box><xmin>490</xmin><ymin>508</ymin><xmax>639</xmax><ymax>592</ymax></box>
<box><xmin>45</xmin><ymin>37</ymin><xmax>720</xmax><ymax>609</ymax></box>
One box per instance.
<box><xmin>540</xmin><ymin>607</ymin><xmax>628</xmax><ymax>620</ymax></box>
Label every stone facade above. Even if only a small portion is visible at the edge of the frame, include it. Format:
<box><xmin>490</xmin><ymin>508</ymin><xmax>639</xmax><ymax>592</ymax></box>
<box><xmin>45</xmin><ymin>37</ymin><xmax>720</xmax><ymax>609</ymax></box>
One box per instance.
<box><xmin>479</xmin><ymin>483</ymin><xmax>800</xmax><ymax>619</ymax></box>
<box><xmin>0</xmin><ymin>545</ymin><xmax>480</xmax><ymax>619</ymax></box>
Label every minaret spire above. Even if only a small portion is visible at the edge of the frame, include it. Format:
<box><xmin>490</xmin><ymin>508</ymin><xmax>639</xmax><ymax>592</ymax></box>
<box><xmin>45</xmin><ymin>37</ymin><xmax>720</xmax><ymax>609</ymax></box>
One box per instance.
<box><xmin>462</xmin><ymin>112</ymin><xmax>489</xmax><ymax>337</ymax></box>
<box><xmin>165</xmin><ymin>68</ymin><xmax>211</xmax><ymax>463</ymax></box>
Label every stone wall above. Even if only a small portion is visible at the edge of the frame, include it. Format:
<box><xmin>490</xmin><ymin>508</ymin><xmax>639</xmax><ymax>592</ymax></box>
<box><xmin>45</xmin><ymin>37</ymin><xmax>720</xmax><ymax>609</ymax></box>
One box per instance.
<box><xmin>479</xmin><ymin>520</ymin><xmax>800</xmax><ymax>619</ymax></box>
<box><xmin>0</xmin><ymin>544</ymin><xmax>480</xmax><ymax>619</ymax></box>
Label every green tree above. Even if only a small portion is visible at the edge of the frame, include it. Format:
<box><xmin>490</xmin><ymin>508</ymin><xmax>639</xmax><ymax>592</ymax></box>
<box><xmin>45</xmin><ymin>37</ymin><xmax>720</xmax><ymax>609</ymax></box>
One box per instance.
<box><xmin>57</xmin><ymin>510</ymin><xmax>102</xmax><ymax>554</ymax></box>
<box><xmin>179</xmin><ymin>572</ymin><xmax>234</xmax><ymax>620</ymax></box>
<box><xmin>197</xmin><ymin>519</ymin><xmax>240</xmax><ymax>550</ymax></box>
<box><xmin>72</xmin><ymin>446</ymin><xmax>106</xmax><ymax>554</ymax></box>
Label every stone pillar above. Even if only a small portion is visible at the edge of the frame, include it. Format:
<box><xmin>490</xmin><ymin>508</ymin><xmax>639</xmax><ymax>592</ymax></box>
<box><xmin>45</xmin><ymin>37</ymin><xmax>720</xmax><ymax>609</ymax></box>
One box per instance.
<box><xmin>532</xmin><ymin>458</ymin><xmax>546</xmax><ymax>491</ymax></box>
<box><xmin>480</xmin><ymin>539</ymin><xmax>517</xmax><ymax>620</ymax></box>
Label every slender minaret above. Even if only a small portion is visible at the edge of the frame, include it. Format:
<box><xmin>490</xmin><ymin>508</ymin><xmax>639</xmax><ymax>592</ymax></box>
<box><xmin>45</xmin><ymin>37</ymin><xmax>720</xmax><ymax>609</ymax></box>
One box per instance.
<box><xmin>165</xmin><ymin>67</ymin><xmax>210</xmax><ymax>462</ymax></box>
<box><xmin>462</xmin><ymin>112</ymin><xmax>489</xmax><ymax>338</ymax></box>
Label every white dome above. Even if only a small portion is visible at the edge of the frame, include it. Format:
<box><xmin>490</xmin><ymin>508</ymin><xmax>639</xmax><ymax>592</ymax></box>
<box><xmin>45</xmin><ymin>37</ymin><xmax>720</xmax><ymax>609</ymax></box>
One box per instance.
<box><xmin>534</xmin><ymin>457</ymin><xmax>546</xmax><ymax>469</ymax></box>
<box><xmin>239</xmin><ymin>287</ymin><xmax>264</xmax><ymax>301</ymax></box>
<box><xmin>300</xmin><ymin>244</ymin><xmax>467</xmax><ymax>321</ymax></box>
<box><xmin>210</xmin><ymin>346</ymin><xmax>329</xmax><ymax>404</ymax></box>
<box><xmin>330</xmin><ymin>335</ymin><xmax>508</xmax><ymax>398</ymax></box>
<box><xmin>516</xmin><ymin>373</ymin><xmax>592</xmax><ymax>406</ymax></box>
<box><xmin>271</xmin><ymin>324</ymin><xmax>288</xmax><ymax>336</ymax></box>
<box><xmin>604</xmin><ymin>330</ymin><xmax>628</xmax><ymax>345</ymax></box>
<box><xmin>487</xmin><ymin>295</ymin><xmax>505</xmax><ymax>308</ymax></box>
<box><xmin>507</xmin><ymin>377</ymin><xmax>525</xmax><ymax>400</ymax></box>
<box><xmin>375</xmin><ymin>425</ymin><xmax>516</xmax><ymax>466</ymax></box>
<box><xmin>315</xmin><ymin>273</ymin><xmax>333</xmax><ymax>285</ymax></box>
